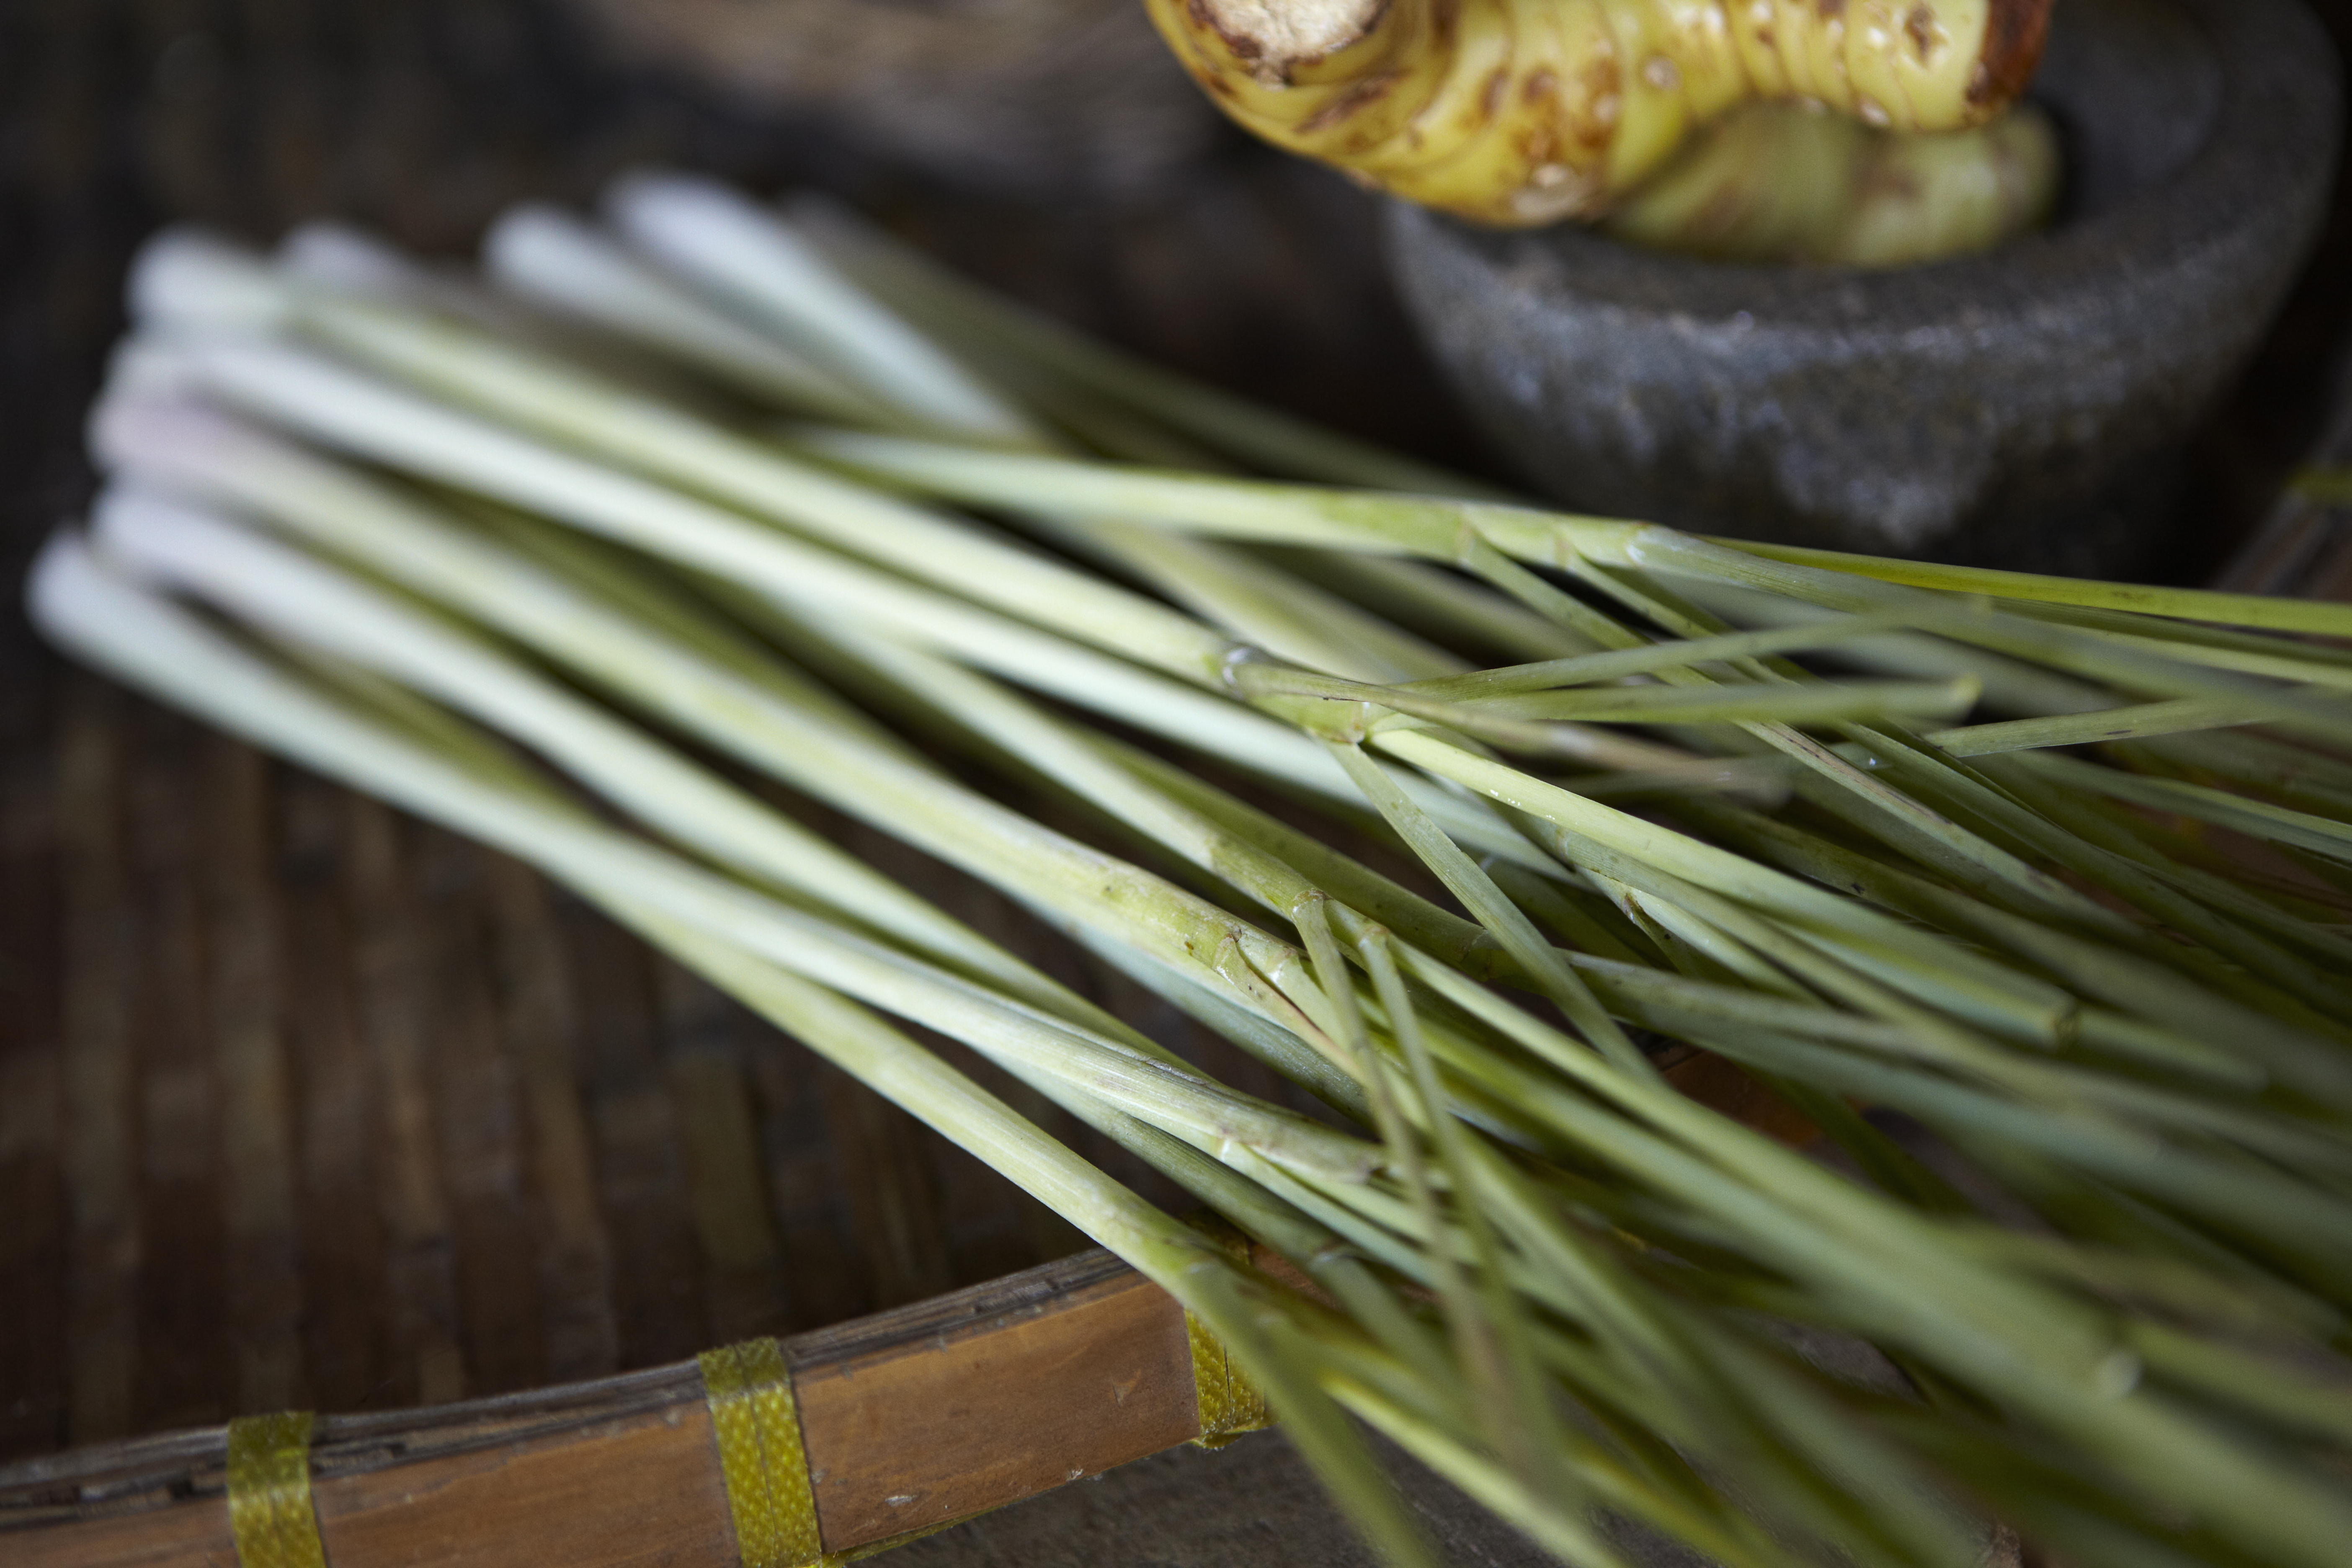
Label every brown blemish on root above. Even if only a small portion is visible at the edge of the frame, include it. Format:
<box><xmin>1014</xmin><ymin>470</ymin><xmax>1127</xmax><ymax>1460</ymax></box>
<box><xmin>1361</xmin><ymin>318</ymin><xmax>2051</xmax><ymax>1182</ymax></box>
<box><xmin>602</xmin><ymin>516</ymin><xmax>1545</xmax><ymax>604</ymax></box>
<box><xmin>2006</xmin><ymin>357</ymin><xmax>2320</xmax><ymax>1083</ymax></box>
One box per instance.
<box><xmin>1522</xmin><ymin>66</ymin><xmax>1559</xmax><ymax>106</ymax></box>
<box><xmin>1905</xmin><ymin>4</ymin><xmax>1939</xmax><ymax>62</ymax></box>
<box><xmin>1479</xmin><ymin>64</ymin><xmax>1510</xmax><ymax>122</ymax></box>
<box><xmin>1572</xmin><ymin>53</ymin><xmax>1622</xmax><ymax>148</ymax></box>
<box><xmin>1189</xmin><ymin>0</ymin><xmax>1265</xmax><ymax>62</ymax></box>
<box><xmin>1298</xmin><ymin>71</ymin><xmax>1403</xmax><ymax>134</ymax></box>
<box><xmin>1817</xmin><ymin>0</ymin><xmax>1846</xmax><ymax>17</ymax></box>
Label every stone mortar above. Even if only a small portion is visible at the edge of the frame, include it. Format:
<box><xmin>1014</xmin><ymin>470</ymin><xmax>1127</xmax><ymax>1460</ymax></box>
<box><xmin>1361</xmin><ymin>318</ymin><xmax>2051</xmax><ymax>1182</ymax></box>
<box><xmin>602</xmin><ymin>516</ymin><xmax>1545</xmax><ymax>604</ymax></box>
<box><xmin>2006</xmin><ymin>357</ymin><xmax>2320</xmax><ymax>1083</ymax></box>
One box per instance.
<box><xmin>1384</xmin><ymin>0</ymin><xmax>2343</xmax><ymax>575</ymax></box>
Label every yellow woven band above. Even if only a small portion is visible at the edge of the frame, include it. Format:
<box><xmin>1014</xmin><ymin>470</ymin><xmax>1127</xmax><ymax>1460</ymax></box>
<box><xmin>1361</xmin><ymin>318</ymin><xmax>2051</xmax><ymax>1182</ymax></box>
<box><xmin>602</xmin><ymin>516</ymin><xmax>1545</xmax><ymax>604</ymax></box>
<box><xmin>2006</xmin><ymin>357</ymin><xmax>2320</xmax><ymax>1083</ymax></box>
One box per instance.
<box><xmin>1186</xmin><ymin>1308</ymin><xmax>1273</xmax><ymax>1447</ymax></box>
<box><xmin>226</xmin><ymin>1411</ymin><xmax>328</xmax><ymax>1568</ymax></box>
<box><xmin>1184</xmin><ymin>1217</ymin><xmax>1273</xmax><ymax>1448</ymax></box>
<box><xmin>700</xmin><ymin>1338</ymin><xmax>835</xmax><ymax>1568</ymax></box>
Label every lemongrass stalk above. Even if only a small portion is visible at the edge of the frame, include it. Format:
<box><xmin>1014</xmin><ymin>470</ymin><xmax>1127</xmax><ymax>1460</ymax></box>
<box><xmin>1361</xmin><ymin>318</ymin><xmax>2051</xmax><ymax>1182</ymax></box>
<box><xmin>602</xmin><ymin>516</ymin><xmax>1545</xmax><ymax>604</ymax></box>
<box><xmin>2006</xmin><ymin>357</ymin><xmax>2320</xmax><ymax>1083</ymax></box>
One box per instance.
<box><xmin>276</xmin><ymin>222</ymin><xmax>565</xmax><ymax>347</ymax></box>
<box><xmin>1665</xmin><ymin>576</ymin><xmax>2121</xmax><ymax>717</ymax></box>
<box><xmin>787</xmin><ymin>425</ymin><xmax>2181</xmax><ymax>935</ymax></box>
<box><xmin>786</xmin><ymin>195</ymin><xmax>1511</xmax><ymax>499</ymax></box>
<box><xmin>93</xmin><ymin>400</ymin><xmax>1353</xmax><ymax>1056</ymax></box>
<box><xmin>2068</xmin><ymin>797</ymin><xmax>2352</xmax><ymax>964</ymax></box>
<box><xmin>1383</xmin><ymin>998</ymin><xmax>2352</xmax><ymax>1568</ymax></box>
<box><xmin>533</xmin><ymin>202</ymin><xmax>1492</xmax><ymax>701</ymax></box>
<box><xmin>1690</xmin><ymin>1030</ymin><xmax>2352</xmax><ymax>1286</ymax></box>
<box><xmin>81</xmin><ymin>209</ymin><xmax>2352</xmax><ymax>1568</ymax></box>
<box><xmin>131</xmin><ymin>242</ymin><xmax>1239</xmax><ymax>687</ymax></box>
<box><xmin>1947</xmin><ymin>745</ymin><xmax>2352</xmax><ymax>1029</ymax></box>
<box><xmin>1346</xmin><ymin>927</ymin><xmax>1598</xmax><ymax>1511</ymax></box>
<box><xmin>100</xmin><ymin>376</ymin><xmax>1560</xmax><ymax>874</ymax></box>
<box><xmin>799</xmin><ymin>428</ymin><xmax>2352</xmax><ymax>709</ymax></box>
<box><xmin>1477</xmin><ymin>573</ymin><xmax>2132</xmax><ymax>936</ymax></box>
<box><xmin>604</xmin><ymin>201</ymin><xmax>1519</xmax><ymax>704</ymax></box>
<box><xmin>480</xmin><ymin>204</ymin><xmax>893</xmax><ymax>425</ymax></box>
<box><xmin>2006</xmin><ymin>620</ymin><xmax>2352</xmax><ymax>691</ymax></box>
<box><xmin>606</xmin><ymin>173</ymin><xmax>1036</xmax><ymax>445</ymax></box>
<box><xmin>1057</xmin><ymin>515</ymin><xmax>1469</xmax><ymax>685</ymax></box>
<box><xmin>89</xmin><ymin>485</ymin><xmax>1111</xmax><ymax>1021</ymax></box>
<box><xmin>2127</xmin><ymin>728</ymin><xmax>2352</xmax><ymax>820</ymax></box>
<box><xmin>41</xmin><ymin>537</ymin><xmax>1396</xmax><ymax>1191</ymax></box>
<box><xmin>614</xmin><ymin>932</ymin><xmax>1442</xmax><ymax>1568</ymax></box>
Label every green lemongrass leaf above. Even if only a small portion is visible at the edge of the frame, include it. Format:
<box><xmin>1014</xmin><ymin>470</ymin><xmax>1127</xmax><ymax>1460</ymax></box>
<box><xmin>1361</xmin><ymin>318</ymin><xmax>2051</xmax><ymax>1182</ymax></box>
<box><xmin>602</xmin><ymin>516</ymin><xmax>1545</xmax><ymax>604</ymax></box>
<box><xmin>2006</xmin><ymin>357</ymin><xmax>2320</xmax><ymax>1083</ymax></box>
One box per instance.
<box><xmin>2003</xmin><ymin>615</ymin><xmax>2352</xmax><ymax>691</ymax></box>
<box><xmin>1991</xmin><ymin>594</ymin><xmax>2352</xmax><ymax>676</ymax></box>
<box><xmin>1075</xmin><ymin>519</ymin><xmax>1466</xmax><ymax>684</ymax></box>
<box><xmin>1487</xmin><ymin>862</ymin><xmax>1660</xmax><ymax>965</ymax></box>
<box><xmin>1065</xmin><ymin>926</ymin><xmax>1371</xmax><ymax>1124</ymax></box>
<box><xmin>1465</xmin><ymin>543</ymin><xmax>2131</xmax><ymax>934</ymax></box>
<box><xmin>1398</xmin><ymin>605</ymin><xmax>1956</xmax><ymax>699</ymax></box>
<box><xmin>1692</xmin><ymin>1029</ymin><xmax>2352</xmax><ymax>1282</ymax></box>
<box><xmin>2065</xmin><ymin>793</ymin><xmax>2352</xmax><ymax>975</ymax></box>
<box><xmin>1710</xmin><ymin>536</ymin><xmax>2352</xmax><ymax>638</ymax></box>
<box><xmin>1238</xmin><ymin>656</ymin><xmax>1981</xmax><ymax>735</ymax></box>
<box><xmin>1325</xmin><ymin>738</ymin><xmax>1653</xmax><ymax>1078</ymax></box>
<box><xmin>2023</xmin><ymin>749</ymin><xmax>2352</xmax><ymax>866</ymax></box>
<box><xmin>1630</xmin><ymin>529</ymin><xmax>2352</xmax><ymax>746</ymax></box>
<box><xmin>2125</xmin><ymin>1318</ymin><xmax>2352</xmax><ymax>1447</ymax></box>
<box><xmin>1967</xmin><ymin>750</ymin><xmax>2352</xmax><ymax>1035</ymax></box>
<box><xmin>791</xmin><ymin>425</ymin><xmax>1622</xmax><ymax>561</ymax></box>
<box><xmin>1925</xmin><ymin>698</ymin><xmax>2263</xmax><ymax>756</ymax></box>
<box><xmin>1666</xmin><ymin>796</ymin><xmax>2338</xmax><ymax>1094</ymax></box>
<box><xmin>1259</xmin><ymin>547</ymin><xmax>1601</xmax><ymax>663</ymax></box>
<box><xmin>1668</xmin><ymin>575</ymin><xmax>2120</xmax><ymax>718</ymax></box>
<box><xmin>1103</xmin><ymin>738</ymin><xmax>1504</xmax><ymax>976</ymax></box>
<box><xmin>1372</xmin><ymin>731</ymin><xmax>2083</xmax><ymax>1046</ymax></box>
<box><xmin>1295</xmin><ymin>897</ymin><xmax>1524</xmax><ymax>1472</ymax></box>
<box><xmin>2130</xmin><ymin>727</ymin><xmax>2352</xmax><ymax>828</ymax></box>
<box><xmin>1839</xmin><ymin>721</ymin><xmax>2352</xmax><ymax>1025</ymax></box>
<box><xmin>1967</xmin><ymin>1230</ymin><xmax>2342</xmax><ymax>1338</ymax></box>
<box><xmin>1324</xmin><ymin>1378</ymin><xmax>1710</xmax><ymax>1568</ymax></box>
<box><xmin>1344</xmin><ymin>924</ymin><xmax>1583</xmax><ymax>1502</ymax></box>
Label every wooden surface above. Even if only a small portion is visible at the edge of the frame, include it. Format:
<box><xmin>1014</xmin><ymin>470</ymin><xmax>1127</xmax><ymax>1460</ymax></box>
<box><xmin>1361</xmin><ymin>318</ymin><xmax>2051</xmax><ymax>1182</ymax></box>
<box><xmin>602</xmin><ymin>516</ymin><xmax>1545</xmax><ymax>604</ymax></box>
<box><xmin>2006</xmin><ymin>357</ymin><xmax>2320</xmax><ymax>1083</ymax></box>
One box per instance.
<box><xmin>0</xmin><ymin>1250</ymin><xmax>1195</xmax><ymax>1563</ymax></box>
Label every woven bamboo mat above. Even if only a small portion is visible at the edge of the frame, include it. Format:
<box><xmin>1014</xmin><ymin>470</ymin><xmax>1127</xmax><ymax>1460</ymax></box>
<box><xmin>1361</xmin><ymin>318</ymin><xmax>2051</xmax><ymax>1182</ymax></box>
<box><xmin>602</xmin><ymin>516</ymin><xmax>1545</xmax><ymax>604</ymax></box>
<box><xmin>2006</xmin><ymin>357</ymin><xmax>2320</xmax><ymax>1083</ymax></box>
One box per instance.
<box><xmin>5</xmin><ymin>0</ymin><xmax>2351</xmax><ymax>1485</ymax></box>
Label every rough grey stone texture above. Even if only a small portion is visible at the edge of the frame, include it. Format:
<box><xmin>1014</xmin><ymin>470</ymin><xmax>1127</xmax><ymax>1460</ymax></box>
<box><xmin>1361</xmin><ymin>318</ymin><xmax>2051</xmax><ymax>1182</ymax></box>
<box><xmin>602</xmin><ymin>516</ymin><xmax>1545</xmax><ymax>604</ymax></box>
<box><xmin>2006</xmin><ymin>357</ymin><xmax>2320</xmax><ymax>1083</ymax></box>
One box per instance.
<box><xmin>885</xmin><ymin>1428</ymin><xmax>1707</xmax><ymax>1568</ymax></box>
<box><xmin>1385</xmin><ymin>0</ymin><xmax>2343</xmax><ymax>574</ymax></box>
<box><xmin>880</xmin><ymin>1423</ymin><xmax>2018</xmax><ymax>1568</ymax></box>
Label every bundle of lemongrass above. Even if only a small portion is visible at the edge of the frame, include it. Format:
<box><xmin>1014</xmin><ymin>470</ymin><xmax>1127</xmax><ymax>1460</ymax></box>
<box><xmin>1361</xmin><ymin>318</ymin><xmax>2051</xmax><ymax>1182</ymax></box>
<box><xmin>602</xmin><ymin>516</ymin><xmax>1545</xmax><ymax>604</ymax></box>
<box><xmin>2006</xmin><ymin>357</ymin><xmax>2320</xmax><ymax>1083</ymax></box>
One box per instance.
<box><xmin>36</xmin><ymin>173</ymin><xmax>2352</xmax><ymax>1568</ymax></box>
